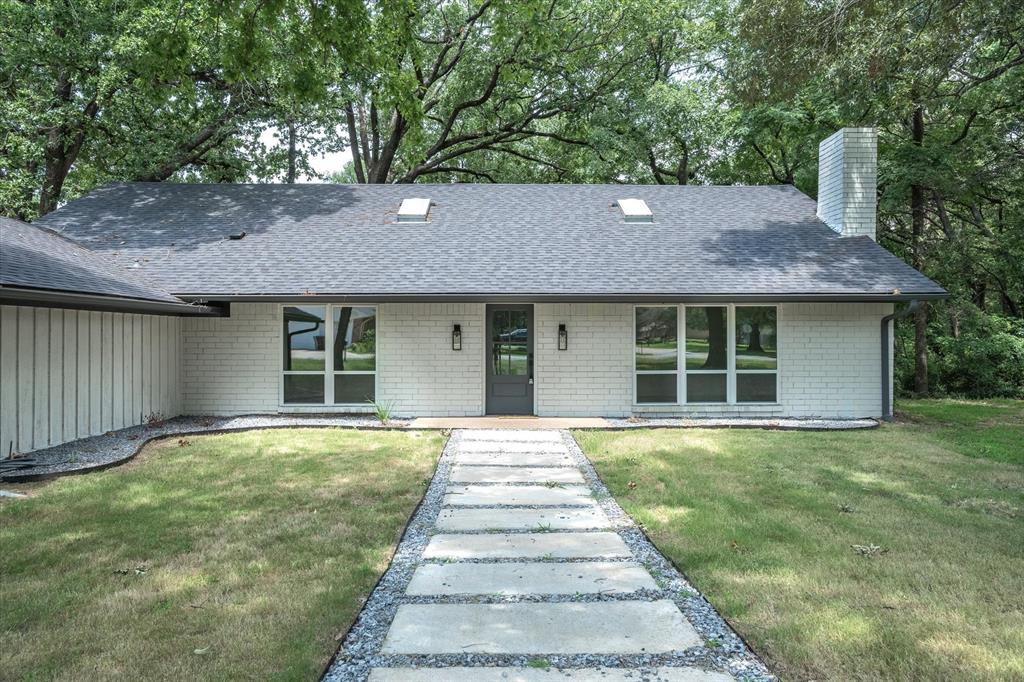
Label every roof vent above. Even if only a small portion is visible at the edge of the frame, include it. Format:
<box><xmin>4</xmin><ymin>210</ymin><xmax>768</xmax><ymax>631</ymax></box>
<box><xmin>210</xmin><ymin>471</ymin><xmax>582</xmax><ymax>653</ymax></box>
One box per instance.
<box><xmin>397</xmin><ymin>197</ymin><xmax>431</xmax><ymax>223</ymax></box>
<box><xmin>228</xmin><ymin>230</ymin><xmax>247</xmax><ymax>240</ymax></box>
<box><xmin>617</xmin><ymin>198</ymin><xmax>652</xmax><ymax>223</ymax></box>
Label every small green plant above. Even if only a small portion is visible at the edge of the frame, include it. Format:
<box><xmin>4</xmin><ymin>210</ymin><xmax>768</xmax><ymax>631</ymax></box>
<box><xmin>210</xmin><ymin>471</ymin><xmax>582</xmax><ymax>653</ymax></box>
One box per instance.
<box><xmin>543</xmin><ymin>481</ymin><xmax>564</xmax><ymax>489</ymax></box>
<box><xmin>527</xmin><ymin>658</ymin><xmax>551</xmax><ymax>669</ymax></box>
<box><xmin>368</xmin><ymin>398</ymin><xmax>397</xmax><ymax>425</ymax></box>
<box><xmin>535</xmin><ymin>522</ymin><xmax>553</xmax><ymax>532</ymax></box>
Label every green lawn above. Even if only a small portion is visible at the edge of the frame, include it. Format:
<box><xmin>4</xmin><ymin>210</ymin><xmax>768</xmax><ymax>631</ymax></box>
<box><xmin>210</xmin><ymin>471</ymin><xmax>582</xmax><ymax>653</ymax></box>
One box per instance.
<box><xmin>576</xmin><ymin>399</ymin><xmax>1024</xmax><ymax>681</ymax></box>
<box><xmin>0</xmin><ymin>429</ymin><xmax>443</xmax><ymax>681</ymax></box>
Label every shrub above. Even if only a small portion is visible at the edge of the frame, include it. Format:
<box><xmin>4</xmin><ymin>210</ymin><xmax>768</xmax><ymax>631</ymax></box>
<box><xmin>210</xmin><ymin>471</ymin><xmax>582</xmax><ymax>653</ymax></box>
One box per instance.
<box><xmin>897</xmin><ymin>303</ymin><xmax>1024</xmax><ymax>398</ymax></box>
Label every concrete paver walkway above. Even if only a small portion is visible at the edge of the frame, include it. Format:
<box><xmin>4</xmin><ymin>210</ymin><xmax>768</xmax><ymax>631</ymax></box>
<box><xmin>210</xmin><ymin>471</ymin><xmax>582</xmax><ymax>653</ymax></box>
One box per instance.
<box><xmin>325</xmin><ymin>429</ymin><xmax>773</xmax><ymax>682</ymax></box>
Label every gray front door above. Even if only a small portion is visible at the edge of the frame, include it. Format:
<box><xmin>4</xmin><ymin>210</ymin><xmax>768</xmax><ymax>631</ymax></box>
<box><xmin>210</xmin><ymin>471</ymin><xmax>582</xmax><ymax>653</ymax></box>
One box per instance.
<box><xmin>486</xmin><ymin>304</ymin><xmax>534</xmax><ymax>415</ymax></box>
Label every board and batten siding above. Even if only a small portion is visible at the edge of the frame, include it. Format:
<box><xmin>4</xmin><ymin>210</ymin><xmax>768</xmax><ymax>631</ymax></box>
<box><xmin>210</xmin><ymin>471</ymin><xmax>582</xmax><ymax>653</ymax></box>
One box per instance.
<box><xmin>0</xmin><ymin>305</ymin><xmax>182</xmax><ymax>456</ymax></box>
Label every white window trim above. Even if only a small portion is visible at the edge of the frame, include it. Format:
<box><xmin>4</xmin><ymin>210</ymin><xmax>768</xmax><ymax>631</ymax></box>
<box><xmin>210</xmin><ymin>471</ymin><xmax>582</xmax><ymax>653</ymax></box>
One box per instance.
<box><xmin>633</xmin><ymin>303</ymin><xmax>781</xmax><ymax>407</ymax></box>
<box><xmin>632</xmin><ymin>304</ymin><xmax>680</xmax><ymax>404</ymax></box>
<box><xmin>280</xmin><ymin>303</ymin><xmax>378</xmax><ymax>408</ymax></box>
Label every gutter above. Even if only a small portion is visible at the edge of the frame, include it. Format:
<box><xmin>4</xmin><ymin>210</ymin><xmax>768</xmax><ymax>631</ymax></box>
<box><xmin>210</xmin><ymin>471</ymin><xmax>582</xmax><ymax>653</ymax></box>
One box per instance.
<box><xmin>0</xmin><ymin>286</ymin><xmax>227</xmax><ymax>317</ymax></box>
<box><xmin>881</xmin><ymin>300</ymin><xmax>921</xmax><ymax>421</ymax></box>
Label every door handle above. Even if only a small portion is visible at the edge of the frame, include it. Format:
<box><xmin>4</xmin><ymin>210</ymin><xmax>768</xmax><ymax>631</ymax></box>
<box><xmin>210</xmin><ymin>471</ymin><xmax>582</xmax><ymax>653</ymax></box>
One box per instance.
<box><xmin>528</xmin><ymin>352</ymin><xmax>534</xmax><ymax>384</ymax></box>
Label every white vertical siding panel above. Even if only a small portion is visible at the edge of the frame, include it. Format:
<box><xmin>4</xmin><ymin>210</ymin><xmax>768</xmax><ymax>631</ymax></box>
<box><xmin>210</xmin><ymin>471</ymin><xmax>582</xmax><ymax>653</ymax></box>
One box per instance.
<box><xmin>16</xmin><ymin>308</ymin><xmax>34</xmax><ymax>454</ymax></box>
<box><xmin>62</xmin><ymin>310</ymin><xmax>77</xmax><ymax>442</ymax></box>
<box><xmin>76</xmin><ymin>310</ymin><xmax>90</xmax><ymax>437</ymax></box>
<box><xmin>0</xmin><ymin>307</ymin><xmax>19</xmax><ymax>457</ymax></box>
<box><xmin>132</xmin><ymin>314</ymin><xmax>143</xmax><ymax>424</ymax></box>
<box><xmin>112</xmin><ymin>314</ymin><xmax>125</xmax><ymax>430</ymax></box>
<box><xmin>159</xmin><ymin>316</ymin><xmax>169</xmax><ymax>415</ymax></box>
<box><xmin>89</xmin><ymin>312</ymin><xmax>102</xmax><ymax>435</ymax></box>
<box><xmin>48</xmin><ymin>310</ymin><xmax>63</xmax><ymax>446</ymax></box>
<box><xmin>32</xmin><ymin>309</ymin><xmax>49</xmax><ymax>449</ymax></box>
<box><xmin>0</xmin><ymin>306</ymin><xmax>184</xmax><ymax>454</ymax></box>
<box><xmin>141</xmin><ymin>315</ymin><xmax>152</xmax><ymax>420</ymax></box>
<box><xmin>101</xmin><ymin>312</ymin><xmax>113</xmax><ymax>432</ymax></box>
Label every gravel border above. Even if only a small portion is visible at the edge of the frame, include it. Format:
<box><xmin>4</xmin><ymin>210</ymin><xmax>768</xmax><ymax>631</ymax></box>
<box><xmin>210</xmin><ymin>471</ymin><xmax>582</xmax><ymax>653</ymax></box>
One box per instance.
<box><xmin>3</xmin><ymin>413</ymin><xmax>875</xmax><ymax>483</ymax></box>
<box><xmin>0</xmin><ymin>414</ymin><xmax>407</xmax><ymax>482</ymax></box>
<box><xmin>605</xmin><ymin>417</ymin><xmax>877</xmax><ymax>430</ymax></box>
<box><xmin>322</xmin><ymin>430</ymin><xmax>776</xmax><ymax>682</ymax></box>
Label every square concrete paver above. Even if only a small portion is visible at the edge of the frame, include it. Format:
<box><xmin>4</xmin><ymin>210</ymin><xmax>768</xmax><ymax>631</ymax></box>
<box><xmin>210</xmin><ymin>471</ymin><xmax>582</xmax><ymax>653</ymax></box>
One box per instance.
<box><xmin>380</xmin><ymin>600</ymin><xmax>701</xmax><ymax>654</ymax></box>
<box><xmin>453</xmin><ymin>451</ymin><xmax>575</xmax><ymax>466</ymax></box>
<box><xmin>406</xmin><ymin>561</ymin><xmax>658</xmax><ymax>595</ymax></box>
<box><xmin>444</xmin><ymin>484</ymin><xmax>593</xmax><ymax>506</ymax></box>
<box><xmin>458</xmin><ymin>440</ymin><xmax>571</xmax><ymax>454</ymax></box>
<box><xmin>459</xmin><ymin>430</ymin><xmax>564</xmax><ymax>442</ymax></box>
<box><xmin>369</xmin><ymin>667</ymin><xmax>733</xmax><ymax>681</ymax></box>
<box><xmin>435</xmin><ymin>506</ymin><xmax>610</xmax><ymax>531</ymax></box>
<box><xmin>450</xmin><ymin>465</ymin><xmax>585</xmax><ymax>484</ymax></box>
<box><xmin>422</xmin><ymin>532</ymin><xmax>631</xmax><ymax>559</ymax></box>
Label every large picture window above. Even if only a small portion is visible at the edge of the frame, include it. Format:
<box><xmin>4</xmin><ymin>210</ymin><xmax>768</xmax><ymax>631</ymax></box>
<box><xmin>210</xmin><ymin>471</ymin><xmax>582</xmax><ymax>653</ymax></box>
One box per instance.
<box><xmin>685</xmin><ymin>306</ymin><xmax>727</xmax><ymax>403</ymax></box>
<box><xmin>634</xmin><ymin>304</ymin><xmax>778</xmax><ymax>405</ymax></box>
<box><xmin>635</xmin><ymin>306</ymin><xmax>678</xmax><ymax>403</ymax></box>
<box><xmin>735</xmin><ymin>306</ymin><xmax>777</xmax><ymax>403</ymax></box>
<box><xmin>282</xmin><ymin>305</ymin><xmax>376</xmax><ymax>405</ymax></box>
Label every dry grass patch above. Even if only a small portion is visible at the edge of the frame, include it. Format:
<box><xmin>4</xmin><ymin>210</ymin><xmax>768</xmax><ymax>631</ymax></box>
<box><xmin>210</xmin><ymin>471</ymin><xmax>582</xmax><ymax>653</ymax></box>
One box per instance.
<box><xmin>0</xmin><ymin>428</ymin><xmax>443</xmax><ymax>681</ymax></box>
<box><xmin>576</xmin><ymin>400</ymin><xmax>1023</xmax><ymax>681</ymax></box>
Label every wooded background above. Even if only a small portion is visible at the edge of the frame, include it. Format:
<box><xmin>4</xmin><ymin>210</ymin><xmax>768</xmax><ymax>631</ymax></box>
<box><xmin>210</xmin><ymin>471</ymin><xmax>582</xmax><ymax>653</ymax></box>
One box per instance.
<box><xmin>2</xmin><ymin>0</ymin><xmax>1021</xmax><ymax>399</ymax></box>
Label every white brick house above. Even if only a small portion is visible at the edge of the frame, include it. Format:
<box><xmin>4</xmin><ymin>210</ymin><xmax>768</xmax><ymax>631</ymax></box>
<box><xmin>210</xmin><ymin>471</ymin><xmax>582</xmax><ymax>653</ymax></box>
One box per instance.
<box><xmin>1</xmin><ymin>128</ymin><xmax>946</xmax><ymax>454</ymax></box>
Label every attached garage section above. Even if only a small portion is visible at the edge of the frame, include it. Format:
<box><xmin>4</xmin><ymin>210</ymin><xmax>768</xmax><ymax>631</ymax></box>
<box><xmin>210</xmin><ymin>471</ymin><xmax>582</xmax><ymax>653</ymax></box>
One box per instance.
<box><xmin>0</xmin><ymin>305</ymin><xmax>182</xmax><ymax>457</ymax></box>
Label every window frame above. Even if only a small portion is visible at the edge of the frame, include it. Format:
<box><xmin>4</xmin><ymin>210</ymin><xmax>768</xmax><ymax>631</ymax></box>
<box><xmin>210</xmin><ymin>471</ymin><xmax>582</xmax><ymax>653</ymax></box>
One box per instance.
<box><xmin>280</xmin><ymin>303</ymin><xmax>378</xmax><ymax>407</ymax></box>
<box><xmin>633</xmin><ymin>303</ymin><xmax>780</xmax><ymax>407</ymax></box>
<box><xmin>733</xmin><ymin>305</ymin><xmax>779</xmax><ymax>404</ymax></box>
<box><xmin>633</xmin><ymin>304</ymin><xmax>681</xmax><ymax>404</ymax></box>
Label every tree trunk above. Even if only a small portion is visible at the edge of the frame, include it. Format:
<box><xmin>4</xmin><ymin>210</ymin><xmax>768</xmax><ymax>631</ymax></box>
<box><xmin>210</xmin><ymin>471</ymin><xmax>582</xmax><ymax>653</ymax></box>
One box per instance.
<box><xmin>703</xmin><ymin>308</ymin><xmax>727</xmax><ymax>369</ymax></box>
<box><xmin>286</xmin><ymin>118</ymin><xmax>297</xmax><ymax>184</ymax></box>
<box><xmin>333</xmin><ymin>307</ymin><xmax>353</xmax><ymax>371</ymax></box>
<box><xmin>747</xmin><ymin>322</ymin><xmax>763</xmax><ymax>353</ymax></box>
<box><xmin>911</xmin><ymin>104</ymin><xmax>929</xmax><ymax>396</ymax></box>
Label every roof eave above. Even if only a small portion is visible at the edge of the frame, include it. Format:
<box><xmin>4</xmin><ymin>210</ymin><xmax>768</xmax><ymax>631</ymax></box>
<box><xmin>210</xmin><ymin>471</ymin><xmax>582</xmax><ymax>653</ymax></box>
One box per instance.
<box><xmin>175</xmin><ymin>291</ymin><xmax>949</xmax><ymax>304</ymax></box>
<box><xmin>0</xmin><ymin>285</ymin><xmax>228</xmax><ymax>316</ymax></box>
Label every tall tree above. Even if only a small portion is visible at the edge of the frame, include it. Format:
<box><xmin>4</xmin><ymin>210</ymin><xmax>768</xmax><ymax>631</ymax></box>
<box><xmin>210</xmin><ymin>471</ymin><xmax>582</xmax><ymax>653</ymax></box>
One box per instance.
<box><xmin>0</xmin><ymin>0</ymin><xmax>366</xmax><ymax>218</ymax></box>
<box><xmin>336</xmin><ymin>0</ymin><xmax>662</xmax><ymax>184</ymax></box>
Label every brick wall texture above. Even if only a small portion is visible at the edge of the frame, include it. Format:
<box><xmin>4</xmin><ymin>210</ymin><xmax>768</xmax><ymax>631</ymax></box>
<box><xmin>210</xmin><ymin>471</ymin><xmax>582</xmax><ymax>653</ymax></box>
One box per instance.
<box><xmin>179</xmin><ymin>301</ymin><xmax>892</xmax><ymax>419</ymax></box>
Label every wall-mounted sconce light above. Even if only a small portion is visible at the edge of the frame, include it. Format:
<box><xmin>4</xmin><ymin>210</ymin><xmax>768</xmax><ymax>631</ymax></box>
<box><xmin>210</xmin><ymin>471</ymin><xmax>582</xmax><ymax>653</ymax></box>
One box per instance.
<box><xmin>452</xmin><ymin>324</ymin><xmax>462</xmax><ymax>351</ymax></box>
<box><xmin>558</xmin><ymin>323</ymin><xmax>568</xmax><ymax>351</ymax></box>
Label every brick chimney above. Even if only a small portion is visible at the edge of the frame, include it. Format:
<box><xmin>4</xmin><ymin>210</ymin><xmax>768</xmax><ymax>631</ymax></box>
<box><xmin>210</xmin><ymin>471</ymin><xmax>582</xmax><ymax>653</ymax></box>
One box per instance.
<box><xmin>816</xmin><ymin>127</ymin><xmax>877</xmax><ymax>240</ymax></box>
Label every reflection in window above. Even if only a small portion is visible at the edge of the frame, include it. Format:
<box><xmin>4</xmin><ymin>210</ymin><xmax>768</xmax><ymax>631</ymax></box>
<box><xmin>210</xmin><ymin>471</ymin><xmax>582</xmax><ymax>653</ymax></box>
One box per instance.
<box><xmin>492</xmin><ymin>344</ymin><xmax>528</xmax><ymax>375</ymax></box>
<box><xmin>333</xmin><ymin>306</ymin><xmax>376</xmax><ymax>403</ymax></box>
<box><xmin>736</xmin><ymin>307</ymin><xmax>777</xmax><ymax>402</ymax></box>
<box><xmin>637</xmin><ymin>374</ymin><xmax>677</xmax><ymax>403</ymax></box>
<box><xmin>334</xmin><ymin>374</ymin><xmax>375</xmax><ymax>403</ymax></box>
<box><xmin>635</xmin><ymin>307</ymin><xmax>677</xmax><ymax>403</ymax></box>
<box><xmin>283</xmin><ymin>306</ymin><xmax>326</xmax><ymax>371</ymax></box>
<box><xmin>685</xmin><ymin>307</ymin><xmax>727</xmax><ymax>370</ymax></box>
<box><xmin>635</xmin><ymin>307</ymin><xmax>677</xmax><ymax>371</ymax></box>
<box><xmin>334</xmin><ymin>307</ymin><xmax>376</xmax><ymax>372</ymax></box>
<box><xmin>284</xmin><ymin>374</ymin><xmax>325</xmax><ymax>404</ymax></box>
<box><xmin>735</xmin><ymin>308</ymin><xmax>777</xmax><ymax>370</ymax></box>
<box><xmin>685</xmin><ymin>307</ymin><xmax>726</xmax><ymax>403</ymax></box>
<box><xmin>282</xmin><ymin>305</ymin><xmax>377</xmax><ymax>405</ymax></box>
<box><xmin>491</xmin><ymin>310</ymin><xmax>528</xmax><ymax>342</ymax></box>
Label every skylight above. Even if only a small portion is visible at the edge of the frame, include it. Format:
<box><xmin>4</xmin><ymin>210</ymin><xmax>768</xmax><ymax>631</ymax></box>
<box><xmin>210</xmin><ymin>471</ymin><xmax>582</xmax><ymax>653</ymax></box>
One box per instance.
<box><xmin>397</xmin><ymin>197</ymin><xmax>431</xmax><ymax>223</ymax></box>
<box><xmin>617</xmin><ymin>198</ymin><xmax>653</xmax><ymax>223</ymax></box>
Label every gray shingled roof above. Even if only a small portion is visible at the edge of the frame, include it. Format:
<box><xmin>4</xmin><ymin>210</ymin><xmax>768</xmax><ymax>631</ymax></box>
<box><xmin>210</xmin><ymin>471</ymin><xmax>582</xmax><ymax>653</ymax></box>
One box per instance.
<box><xmin>34</xmin><ymin>182</ymin><xmax>946</xmax><ymax>300</ymax></box>
<box><xmin>0</xmin><ymin>216</ymin><xmax>182</xmax><ymax>303</ymax></box>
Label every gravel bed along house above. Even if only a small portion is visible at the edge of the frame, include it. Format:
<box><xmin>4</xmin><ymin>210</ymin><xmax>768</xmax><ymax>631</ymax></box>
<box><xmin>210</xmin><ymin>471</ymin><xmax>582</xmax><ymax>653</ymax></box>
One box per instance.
<box><xmin>3</xmin><ymin>414</ymin><xmax>875</xmax><ymax>482</ymax></box>
<box><xmin>322</xmin><ymin>430</ymin><xmax>775</xmax><ymax>682</ymax></box>
<box><xmin>606</xmin><ymin>417</ymin><xmax>877</xmax><ymax>430</ymax></box>
<box><xmin>0</xmin><ymin>414</ymin><xmax>405</xmax><ymax>481</ymax></box>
